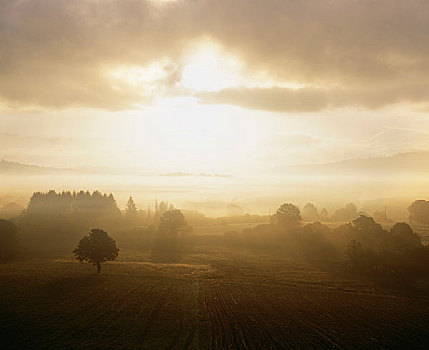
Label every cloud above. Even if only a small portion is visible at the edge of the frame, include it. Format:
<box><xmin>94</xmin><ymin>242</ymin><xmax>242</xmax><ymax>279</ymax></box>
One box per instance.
<box><xmin>197</xmin><ymin>82</ymin><xmax>429</xmax><ymax>112</ymax></box>
<box><xmin>197</xmin><ymin>87</ymin><xmax>328</xmax><ymax>112</ymax></box>
<box><xmin>0</xmin><ymin>0</ymin><xmax>182</xmax><ymax>109</ymax></box>
<box><xmin>160</xmin><ymin>172</ymin><xmax>232</xmax><ymax>177</ymax></box>
<box><xmin>0</xmin><ymin>0</ymin><xmax>428</xmax><ymax>110</ymax></box>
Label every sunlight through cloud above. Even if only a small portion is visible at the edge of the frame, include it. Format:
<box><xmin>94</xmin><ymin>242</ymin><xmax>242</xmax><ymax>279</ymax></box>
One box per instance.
<box><xmin>181</xmin><ymin>41</ymin><xmax>244</xmax><ymax>92</ymax></box>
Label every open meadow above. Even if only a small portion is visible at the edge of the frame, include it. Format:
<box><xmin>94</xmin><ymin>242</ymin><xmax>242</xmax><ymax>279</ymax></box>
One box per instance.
<box><xmin>1</xmin><ymin>241</ymin><xmax>428</xmax><ymax>350</ymax></box>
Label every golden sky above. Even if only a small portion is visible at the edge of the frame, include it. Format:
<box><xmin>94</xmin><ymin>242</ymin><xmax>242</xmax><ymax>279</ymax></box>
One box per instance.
<box><xmin>1</xmin><ymin>0</ymin><xmax>429</xmax><ymax>180</ymax></box>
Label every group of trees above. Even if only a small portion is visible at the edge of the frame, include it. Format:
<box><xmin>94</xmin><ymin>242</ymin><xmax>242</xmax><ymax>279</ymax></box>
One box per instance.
<box><xmin>3</xmin><ymin>190</ymin><xmax>429</xmax><ymax>277</ymax></box>
<box><xmin>300</xmin><ymin>202</ymin><xmax>360</xmax><ymax>223</ymax></box>
<box><xmin>302</xmin><ymin>199</ymin><xmax>429</xmax><ymax>226</ymax></box>
<box><xmin>243</xmin><ymin>202</ymin><xmax>429</xmax><ymax>277</ymax></box>
<box><xmin>124</xmin><ymin>196</ymin><xmax>176</xmax><ymax>225</ymax></box>
<box><xmin>244</xmin><ymin>203</ymin><xmax>335</xmax><ymax>257</ymax></box>
<box><xmin>344</xmin><ymin>217</ymin><xmax>428</xmax><ymax>277</ymax></box>
<box><xmin>73</xmin><ymin>208</ymin><xmax>190</xmax><ymax>272</ymax></box>
<box><xmin>14</xmin><ymin>191</ymin><xmax>123</xmax><ymax>254</ymax></box>
<box><xmin>22</xmin><ymin>191</ymin><xmax>182</xmax><ymax>227</ymax></box>
<box><xmin>0</xmin><ymin>188</ymin><xmax>190</xmax><ymax>265</ymax></box>
<box><xmin>48</xmin><ymin>199</ymin><xmax>429</xmax><ymax>274</ymax></box>
<box><xmin>299</xmin><ymin>202</ymin><xmax>357</xmax><ymax>223</ymax></box>
<box><xmin>300</xmin><ymin>202</ymin><xmax>393</xmax><ymax>223</ymax></box>
<box><xmin>26</xmin><ymin>190</ymin><xmax>121</xmax><ymax>218</ymax></box>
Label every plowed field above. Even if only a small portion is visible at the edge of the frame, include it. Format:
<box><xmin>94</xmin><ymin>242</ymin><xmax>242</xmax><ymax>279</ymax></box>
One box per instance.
<box><xmin>1</xmin><ymin>250</ymin><xmax>428</xmax><ymax>349</ymax></box>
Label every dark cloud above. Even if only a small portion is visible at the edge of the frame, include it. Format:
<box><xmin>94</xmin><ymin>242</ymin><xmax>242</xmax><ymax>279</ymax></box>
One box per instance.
<box><xmin>0</xmin><ymin>0</ymin><xmax>428</xmax><ymax>110</ymax></box>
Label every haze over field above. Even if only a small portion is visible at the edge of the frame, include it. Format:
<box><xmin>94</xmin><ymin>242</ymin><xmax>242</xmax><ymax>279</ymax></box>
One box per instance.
<box><xmin>2</xmin><ymin>152</ymin><xmax>429</xmax><ymax>218</ymax></box>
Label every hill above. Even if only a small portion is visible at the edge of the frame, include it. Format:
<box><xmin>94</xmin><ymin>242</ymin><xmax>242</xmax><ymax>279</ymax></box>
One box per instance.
<box><xmin>0</xmin><ymin>160</ymin><xmax>64</xmax><ymax>175</ymax></box>
<box><xmin>282</xmin><ymin>152</ymin><xmax>429</xmax><ymax>176</ymax></box>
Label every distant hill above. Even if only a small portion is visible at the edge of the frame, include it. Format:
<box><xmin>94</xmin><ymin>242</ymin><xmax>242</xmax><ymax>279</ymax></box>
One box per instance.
<box><xmin>282</xmin><ymin>152</ymin><xmax>429</xmax><ymax>175</ymax></box>
<box><xmin>0</xmin><ymin>159</ymin><xmax>64</xmax><ymax>175</ymax></box>
<box><xmin>0</xmin><ymin>160</ymin><xmax>119</xmax><ymax>175</ymax></box>
<box><xmin>3</xmin><ymin>151</ymin><xmax>429</xmax><ymax>177</ymax></box>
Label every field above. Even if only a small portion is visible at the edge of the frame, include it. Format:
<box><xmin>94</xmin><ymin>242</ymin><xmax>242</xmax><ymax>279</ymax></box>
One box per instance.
<box><xmin>1</xmin><ymin>243</ymin><xmax>429</xmax><ymax>349</ymax></box>
<box><xmin>191</xmin><ymin>223</ymin><xmax>265</xmax><ymax>236</ymax></box>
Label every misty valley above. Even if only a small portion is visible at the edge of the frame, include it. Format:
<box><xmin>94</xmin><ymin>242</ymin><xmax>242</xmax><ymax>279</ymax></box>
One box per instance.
<box><xmin>2</xmin><ymin>0</ymin><xmax>429</xmax><ymax>348</ymax></box>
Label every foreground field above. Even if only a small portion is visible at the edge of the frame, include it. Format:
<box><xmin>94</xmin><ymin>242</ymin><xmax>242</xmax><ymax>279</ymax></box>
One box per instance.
<box><xmin>1</xmin><ymin>246</ymin><xmax>428</xmax><ymax>349</ymax></box>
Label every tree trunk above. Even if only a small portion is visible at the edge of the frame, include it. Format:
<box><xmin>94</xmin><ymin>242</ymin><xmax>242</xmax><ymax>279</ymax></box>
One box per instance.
<box><xmin>96</xmin><ymin>262</ymin><xmax>101</xmax><ymax>273</ymax></box>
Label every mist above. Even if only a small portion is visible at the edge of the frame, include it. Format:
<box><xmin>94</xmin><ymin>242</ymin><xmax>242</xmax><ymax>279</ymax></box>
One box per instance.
<box><xmin>2</xmin><ymin>0</ymin><xmax>429</xmax><ymax>349</ymax></box>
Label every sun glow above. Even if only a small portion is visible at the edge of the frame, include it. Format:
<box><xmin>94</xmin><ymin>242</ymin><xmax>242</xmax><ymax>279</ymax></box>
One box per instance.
<box><xmin>181</xmin><ymin>42</ymin><xmax>243</xmax><ymax>92</ymax></box>
<box><xmin>105</xmin><ymin>40</ymin><xmax>306</xmax><ymax>100</ymax></box>
<box><xmin>111</xmin><ymin>97</ymin><xmax>272</xmax><ymax>174</ymax></box>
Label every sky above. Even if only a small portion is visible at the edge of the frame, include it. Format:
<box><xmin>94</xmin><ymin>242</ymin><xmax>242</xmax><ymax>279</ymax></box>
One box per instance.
<box><xmin>1</xmin><ymin>0</ymin><xmax>429</xmax><ymax>213</ymax></box>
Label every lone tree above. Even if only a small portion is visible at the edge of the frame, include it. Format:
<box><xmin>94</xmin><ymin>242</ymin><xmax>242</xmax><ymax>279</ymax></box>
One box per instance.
<box><xmin>0</xmin><ymin>219</ymin><xmax>18</xmax><ymax>260</ymax></box>
<box><xmin>158</xmin><ymin>209</ymin><xmax>187</xmax><ymax>237</ymax></box>
<box><xmin>73</xmin><ymin>229</ymin><xmax>119</xmax><ymax>273</ymax></box>
<box><xmin>275</xmin><ymin>203</ymin><xmax>302</xmax><ymax>227</ymax></box>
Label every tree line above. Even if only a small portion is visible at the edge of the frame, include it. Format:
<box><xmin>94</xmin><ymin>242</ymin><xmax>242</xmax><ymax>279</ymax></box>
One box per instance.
<box><xmin>2</xmin><ymin>191</ymin><xmax>429</xmax><ymax>277</ymax></box>
<box><xmin>239</xmin><ymin>202</ymin><xmax>429</xmax><ymax>279</ymax></box>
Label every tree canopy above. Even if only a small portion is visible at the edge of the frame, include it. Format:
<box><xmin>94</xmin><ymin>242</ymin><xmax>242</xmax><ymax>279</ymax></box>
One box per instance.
<box><xmin>408</xmin><ymin>200</ymin><xmax>429</xmax><ymax>225</ymax></box>
<box><xmin>275</xmin><ymin>203</ymin><xmax>302</xmax><ymax>227</ymax></box>
<box><xmin>26</xmin><ymin>190</ymin><xmax>121</xmax><ymax>218</ymax></box>
<box><xmin>386</xmin><ymin>222</ymin><xmax>422</xmax><ymax>253</ymax></box>
<box><xmin>331</xmin><ymin>203</ymin><xmax>357</xmax><ymax>222</ymax></box>
<box><xmin>158</xmin><ymin>209</ymin><xmax>187</xmax><ymax>237</ymax></box>
<box><xmin>73</xmin><ymin>228</ymin><xmax>119</xmax><ymax>273</ymax></box>
<box><xmin>301</xmin><ymin>202</ymin><xmax>320</xmax><ymax>222</ymax></box>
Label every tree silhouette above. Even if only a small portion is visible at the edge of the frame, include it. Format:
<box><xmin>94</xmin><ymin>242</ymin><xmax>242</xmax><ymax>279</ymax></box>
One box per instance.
<box><xmin>0</xmin><ymin>219</ymin><xmax>18</xmax><ymax>260</ymax></box>
<box><xmin>352</xmin><ymin>215</ymin><xmax>384</xmax><ymax>235</ymax></box>
<box><xmin>320</xmin><ymin>208</ymin><xmax>329</xmax><ymax>222</ymax></box>
<box><xmin>158</xmin><ymin>201</ymin><xmax>169</xmax><ymax>214</ymax></box>
<box><xmin>301</xmin><ymin>202</ymin><xmax>320</xmax><ymax>222</ymax></box>
<box><xmin>408</xmin><ymin>200</ymin><xmax>429</xmax><ymax>225</ymax></box>
<box><xmin>26</xmin><ymin>190</ymin><xmax>121</xmax><ymax>218</ymax></box>
<box><xmin>158</xmin><ymin>209</ymin><xmax>187</xmax><ymax>237</ymax></box>
<box><xmin>331</xmin><ymin>203</ymin><xmax>357</xmax><ymax>222</ymax></box>
<box><xmin>275</xmin><ymin>203</ymin><xmax>301</xmax><ymax>227</ymax></box>
<box><xmin>387</xmin><ymin>222</ymin><xmax>422</xmax><ymax>252</ymax></box>
<box><xmin>73</xmin><ymin>229</ymin><xmax>119</xmax><ymax>273</ymax></box>
<box><xmin>126</xmin><ymin>196</ymin><xmax>137</xmax><ymax>216</ymax></box>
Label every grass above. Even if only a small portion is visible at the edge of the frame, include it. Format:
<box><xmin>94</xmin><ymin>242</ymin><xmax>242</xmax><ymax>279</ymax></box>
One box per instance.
<box><xmin>1</xmin><ymin>243</ymin><xmax>429</xmax><ymax>349</ymax></box>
